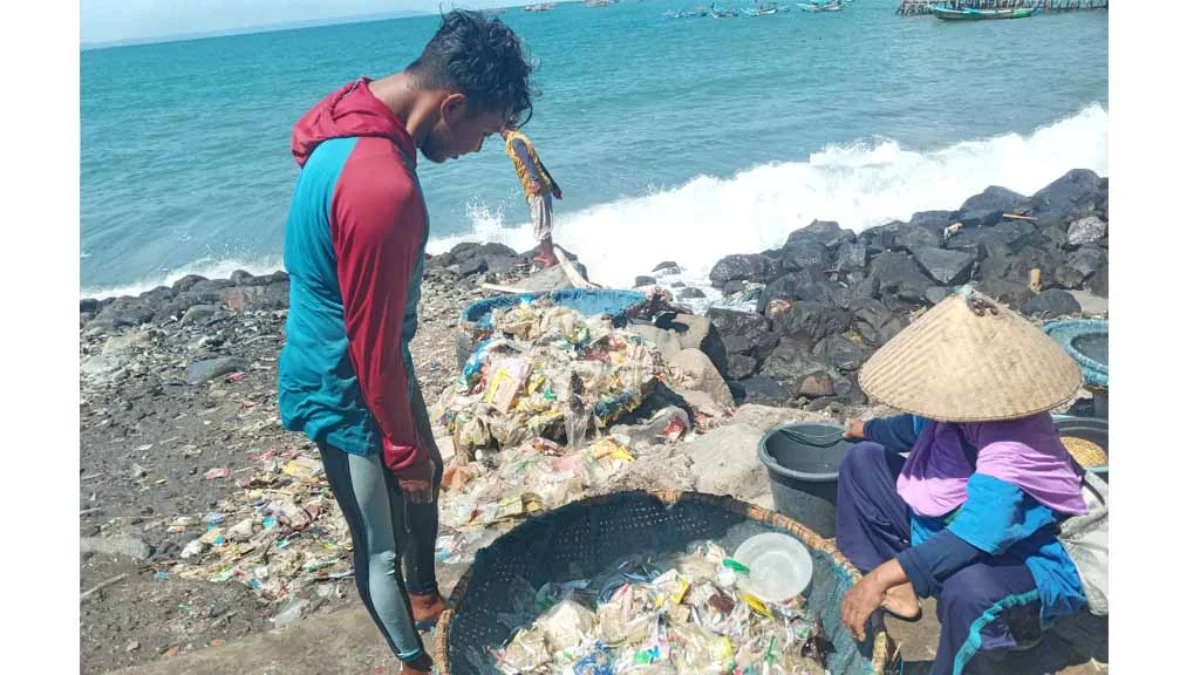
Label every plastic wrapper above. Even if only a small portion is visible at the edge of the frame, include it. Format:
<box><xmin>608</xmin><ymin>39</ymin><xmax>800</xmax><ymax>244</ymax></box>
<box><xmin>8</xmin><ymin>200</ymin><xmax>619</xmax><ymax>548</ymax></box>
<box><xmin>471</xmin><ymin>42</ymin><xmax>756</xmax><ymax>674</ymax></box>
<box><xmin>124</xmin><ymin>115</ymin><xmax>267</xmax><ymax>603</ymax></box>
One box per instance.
<box><xmin>492</xmin><ymin>540</ymin><xmax>826</xmax><ymax>675</ymax></box>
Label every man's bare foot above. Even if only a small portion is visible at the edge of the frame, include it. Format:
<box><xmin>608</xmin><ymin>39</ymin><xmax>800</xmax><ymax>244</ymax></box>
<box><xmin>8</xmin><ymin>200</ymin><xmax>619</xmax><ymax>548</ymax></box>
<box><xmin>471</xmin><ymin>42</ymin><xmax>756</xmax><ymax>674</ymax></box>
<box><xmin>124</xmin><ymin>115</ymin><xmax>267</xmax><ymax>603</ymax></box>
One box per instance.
<box><xmin>882</xmin><ymin>582</ymin><xmax>921</xmax><ymax>621</ymax></box>
<box><xmin>532</xmin><ymin>254</ymin><xmax>556</xmax><ymax>268</ymax></box>
<box><xmin>408</xmin><ymin>592</ymin><xmax>446</xmax><ymax>625</ymax></box>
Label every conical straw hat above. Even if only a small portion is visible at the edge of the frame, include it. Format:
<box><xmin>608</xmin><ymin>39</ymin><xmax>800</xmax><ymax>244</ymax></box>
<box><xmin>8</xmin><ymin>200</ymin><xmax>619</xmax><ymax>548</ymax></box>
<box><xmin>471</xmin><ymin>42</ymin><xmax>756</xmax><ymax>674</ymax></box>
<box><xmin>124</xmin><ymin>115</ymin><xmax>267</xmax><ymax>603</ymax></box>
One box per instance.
<box><xmin>858</xmin><ymin>286</ymin><xmax>1082</xmax><ymax>422</ymax></box>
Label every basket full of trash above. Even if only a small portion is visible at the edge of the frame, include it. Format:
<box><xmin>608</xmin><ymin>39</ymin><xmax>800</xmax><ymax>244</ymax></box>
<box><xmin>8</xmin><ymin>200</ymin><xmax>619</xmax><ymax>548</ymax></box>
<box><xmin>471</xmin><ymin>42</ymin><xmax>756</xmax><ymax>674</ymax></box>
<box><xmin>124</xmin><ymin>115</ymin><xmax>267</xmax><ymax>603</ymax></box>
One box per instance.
<box><xmin>456</xmin><ymin>289</ymin><xmax>661</xmax><ymax>369</ymax></box>
<box><xmin>433</xmin><ymin>491</ymin><xmax>900</xmax><ymax>674</ymax></box>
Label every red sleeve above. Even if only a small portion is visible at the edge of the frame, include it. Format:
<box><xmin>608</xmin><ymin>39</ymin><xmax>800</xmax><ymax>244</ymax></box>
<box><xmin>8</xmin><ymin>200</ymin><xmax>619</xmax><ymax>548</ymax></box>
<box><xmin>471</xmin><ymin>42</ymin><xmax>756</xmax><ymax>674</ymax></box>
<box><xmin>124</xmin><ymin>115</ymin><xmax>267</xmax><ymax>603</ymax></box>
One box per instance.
<box><xmin>330</xmin><ymin>143</ymin><xmax>429</xmax><ymax>480</ymax></box>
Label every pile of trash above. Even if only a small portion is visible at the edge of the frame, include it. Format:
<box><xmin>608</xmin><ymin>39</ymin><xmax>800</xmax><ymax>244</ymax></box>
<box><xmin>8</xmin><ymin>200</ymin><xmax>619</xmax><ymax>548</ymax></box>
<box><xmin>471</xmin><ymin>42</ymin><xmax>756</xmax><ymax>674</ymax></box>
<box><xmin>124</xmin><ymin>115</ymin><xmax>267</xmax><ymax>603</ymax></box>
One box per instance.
<box><xmin>161</xmin><ymin>449</ymin><xmax>353</xmax><ymax>604</ymax></box>
<box><xmin>492</xmin><ymin>541</ymin><xmax>826</xmax><ymax>675</ymax></box>
<box><xmin>439</xmin><ymin>436</ymin><xmax>638</xmax><ymax>532</ymax></box>
<box><xmin>436</xmin><ymin>299</ymin><xmax>663</xmax><ymax>458</ymax></box>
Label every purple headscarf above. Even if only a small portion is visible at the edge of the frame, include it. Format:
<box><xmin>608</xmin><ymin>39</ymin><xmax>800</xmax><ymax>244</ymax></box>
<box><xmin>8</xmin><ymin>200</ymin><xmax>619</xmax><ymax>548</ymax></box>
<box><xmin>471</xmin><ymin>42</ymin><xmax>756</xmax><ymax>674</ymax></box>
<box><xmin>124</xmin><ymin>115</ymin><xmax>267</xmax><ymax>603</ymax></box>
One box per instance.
<box><xmin>896</xmin><ymin>413</ymin><xmax>1087</xmax><ymax>518</ymax></box>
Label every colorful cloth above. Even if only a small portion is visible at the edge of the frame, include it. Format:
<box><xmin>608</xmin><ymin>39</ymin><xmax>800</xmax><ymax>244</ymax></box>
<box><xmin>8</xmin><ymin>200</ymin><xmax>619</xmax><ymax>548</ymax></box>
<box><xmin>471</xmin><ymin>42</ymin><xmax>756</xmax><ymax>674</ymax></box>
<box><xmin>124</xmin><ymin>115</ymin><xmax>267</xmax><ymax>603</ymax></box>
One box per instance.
<box><xmin>837</xmin><ymin>444</ymin><xmax>1043</xmax><ymax>675</ymax></box>
<box><xmin>895</xmin><ymin>414</ymin><xmax>1087</xmax><ymax>518</ymax></box>
<box><xmin>277</xmin><ymin>78</ymin><xmax>431</xmax><ymax>481</ymax></box>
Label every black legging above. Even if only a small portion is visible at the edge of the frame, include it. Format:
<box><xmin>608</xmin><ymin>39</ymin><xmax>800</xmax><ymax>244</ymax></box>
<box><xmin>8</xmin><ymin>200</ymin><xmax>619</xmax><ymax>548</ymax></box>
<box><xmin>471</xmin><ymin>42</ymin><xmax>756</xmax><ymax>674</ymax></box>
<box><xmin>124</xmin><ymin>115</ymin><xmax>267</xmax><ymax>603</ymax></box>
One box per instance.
<box><xmin>402</xmin><ymin>379</ymin><xmax>443</xmax><ymax>596</ymax></box>
<box><xmin>316</xmin><ymin>379</ymin><xmax>444</xmax><ymax>664</ymax></box>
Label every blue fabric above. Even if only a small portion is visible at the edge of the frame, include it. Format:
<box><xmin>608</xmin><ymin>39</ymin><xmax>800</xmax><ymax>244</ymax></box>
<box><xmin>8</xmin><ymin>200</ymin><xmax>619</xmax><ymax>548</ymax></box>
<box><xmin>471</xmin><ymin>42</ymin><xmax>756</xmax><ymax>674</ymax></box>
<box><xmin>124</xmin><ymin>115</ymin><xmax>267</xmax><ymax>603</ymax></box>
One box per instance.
<box><xmin>897</xmin><ymin>529</ymin><xmax>982</xmax><ymax>598</ymax></box>
<box><xmin>278</xmin><ymin>137</ymin><xmax>429</xmax><ymax>457</ymax></box>
<box><xmin>864</xmin><ymin>414</ymin><xmax>920</xmax><ymax>454</ymax></box>
<box><xmin>953</xmin><ymin>590</ymin><xmax>1041</xmax><ymax>675</ymax></box>
<box><xmin>946</xmin><ymin>474</ymin><xmax>1087</xmax><ymax>622</ymax></box>
<box><xmin>279</xmin><ymin>137</ymin><xmax>380</xmax><ymax>456</ymax></box>
<box><xmin>461</xmin><ymin>289</ymin><xmax>646</xmax><ymax>328</ymax></box>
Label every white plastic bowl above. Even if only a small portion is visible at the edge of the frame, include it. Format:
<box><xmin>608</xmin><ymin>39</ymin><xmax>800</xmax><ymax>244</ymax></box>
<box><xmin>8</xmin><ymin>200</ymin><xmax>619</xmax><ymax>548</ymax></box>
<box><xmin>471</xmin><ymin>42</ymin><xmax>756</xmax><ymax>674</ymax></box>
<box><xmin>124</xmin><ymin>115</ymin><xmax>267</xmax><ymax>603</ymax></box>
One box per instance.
<box><xmin>733</xmin><ymin>532</ymin><xmax>814</xmax><ymax>603</ymax></box>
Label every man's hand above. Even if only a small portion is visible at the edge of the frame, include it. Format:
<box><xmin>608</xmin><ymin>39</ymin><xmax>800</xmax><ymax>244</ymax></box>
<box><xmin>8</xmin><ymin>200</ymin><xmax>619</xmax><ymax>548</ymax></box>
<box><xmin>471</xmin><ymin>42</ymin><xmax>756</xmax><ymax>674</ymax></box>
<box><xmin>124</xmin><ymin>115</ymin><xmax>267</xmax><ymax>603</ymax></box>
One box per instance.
<box><xmin>841</xmin><ymin>571</ymin><xmax>886</xmax><ymax>642</ymax></box>
<box><xmin>844</xmin><ymin>419</ymin><xmax>867</xmax><ymax>440</ymax></box>
<box><xmin>395</xmin><ymin>459</ymin><xmax>435</xmax><ymax>504</ymax></box>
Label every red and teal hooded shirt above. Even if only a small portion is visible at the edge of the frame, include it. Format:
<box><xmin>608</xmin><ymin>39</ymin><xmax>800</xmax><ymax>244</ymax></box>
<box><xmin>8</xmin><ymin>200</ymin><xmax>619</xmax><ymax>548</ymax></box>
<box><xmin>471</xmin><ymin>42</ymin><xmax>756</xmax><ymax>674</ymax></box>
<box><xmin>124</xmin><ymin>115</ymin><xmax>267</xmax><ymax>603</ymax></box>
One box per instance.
<box><xmin>278</xmin><ymin>78</ymin><xmax>430</xmax><ymax>480</ymax></box>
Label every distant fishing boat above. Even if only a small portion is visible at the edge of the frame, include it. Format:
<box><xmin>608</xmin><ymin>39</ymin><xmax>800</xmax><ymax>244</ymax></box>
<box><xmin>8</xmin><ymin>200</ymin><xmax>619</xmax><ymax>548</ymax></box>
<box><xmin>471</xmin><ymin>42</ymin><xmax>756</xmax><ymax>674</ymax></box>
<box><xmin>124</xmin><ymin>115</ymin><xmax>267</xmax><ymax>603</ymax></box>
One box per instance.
<box><xmin>743</xmin><ymin>2</ymin><xmax>779</xmax><ymax>16</ymax></box>
<box><xmin>931</xmin><ymin>6</ymin><xmax>1037</xmax><ymax>20</ymax></box>
<box><xmin>710</xmin><ymin>6</ymin><xmax>739</xmax><ymax>17</ymax></box>
<box><xmin>524</xmin><ymin>2</ymin><xmax>556</xmax><ymax>12</ymax></box>
<box><xmin>798</xmin><ymin>0</ymin><xmax>842</xmax><ymax>12</ymax></box>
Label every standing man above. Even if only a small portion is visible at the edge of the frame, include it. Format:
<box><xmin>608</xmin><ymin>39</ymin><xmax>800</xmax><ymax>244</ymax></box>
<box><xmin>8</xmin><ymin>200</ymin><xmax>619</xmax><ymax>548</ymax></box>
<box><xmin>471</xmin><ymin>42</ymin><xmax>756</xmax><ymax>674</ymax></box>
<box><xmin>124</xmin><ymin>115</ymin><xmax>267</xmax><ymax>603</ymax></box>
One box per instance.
<box><xmin>503</xmin><ymin>126</ymin><xmax>562</xmax><ymax>267</ymax></box>
<box><xmin>277</xmin><ymin>11</ymin><xmax>534</xmax><ymax>674</ymax></box>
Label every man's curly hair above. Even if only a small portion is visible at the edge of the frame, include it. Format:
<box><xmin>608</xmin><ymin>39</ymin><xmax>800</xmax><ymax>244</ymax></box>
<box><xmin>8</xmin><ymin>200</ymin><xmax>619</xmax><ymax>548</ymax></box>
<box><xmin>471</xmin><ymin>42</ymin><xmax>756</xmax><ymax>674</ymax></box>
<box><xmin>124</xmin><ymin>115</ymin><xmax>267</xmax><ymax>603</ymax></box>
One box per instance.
<box><xmin>407</xmin><ymin>10</ymin><xmax>537</xmax><ymax>128</ymax></box>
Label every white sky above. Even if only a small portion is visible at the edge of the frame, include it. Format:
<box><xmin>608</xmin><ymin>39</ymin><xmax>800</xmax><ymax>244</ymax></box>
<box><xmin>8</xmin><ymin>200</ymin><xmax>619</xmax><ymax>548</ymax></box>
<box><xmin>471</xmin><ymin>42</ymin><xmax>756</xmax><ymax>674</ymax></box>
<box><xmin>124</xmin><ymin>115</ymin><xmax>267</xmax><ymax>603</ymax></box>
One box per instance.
<box><xmin>81</xmin><ymin>0</ymin><xmax>489</xmax><ymax>45</ymax></box>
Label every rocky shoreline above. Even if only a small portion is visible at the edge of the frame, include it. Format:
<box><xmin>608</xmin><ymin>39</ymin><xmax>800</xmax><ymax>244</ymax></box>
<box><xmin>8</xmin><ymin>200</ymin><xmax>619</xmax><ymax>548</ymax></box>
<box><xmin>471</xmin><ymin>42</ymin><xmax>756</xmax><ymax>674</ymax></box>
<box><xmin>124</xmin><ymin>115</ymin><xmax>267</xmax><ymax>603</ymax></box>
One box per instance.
<box><xmin>78</xmin><ymin>169</ymin><xmax>1106</xmax><ymax>673</ymax></box>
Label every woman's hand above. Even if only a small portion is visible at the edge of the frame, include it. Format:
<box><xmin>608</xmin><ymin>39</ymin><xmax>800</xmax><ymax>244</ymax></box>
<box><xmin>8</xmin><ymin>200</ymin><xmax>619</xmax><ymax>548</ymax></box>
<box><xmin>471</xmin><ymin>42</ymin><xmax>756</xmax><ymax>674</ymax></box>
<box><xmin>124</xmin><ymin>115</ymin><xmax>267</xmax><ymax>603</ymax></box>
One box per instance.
<box><xmin>841</xmin><ymin>571</ymin><xmax>886</xmax><ymax>642</ymax></box>
<box><xmin>844</xmin><ymin>419</ymin><xmax>867</xmax><ymax>440</ymax></box>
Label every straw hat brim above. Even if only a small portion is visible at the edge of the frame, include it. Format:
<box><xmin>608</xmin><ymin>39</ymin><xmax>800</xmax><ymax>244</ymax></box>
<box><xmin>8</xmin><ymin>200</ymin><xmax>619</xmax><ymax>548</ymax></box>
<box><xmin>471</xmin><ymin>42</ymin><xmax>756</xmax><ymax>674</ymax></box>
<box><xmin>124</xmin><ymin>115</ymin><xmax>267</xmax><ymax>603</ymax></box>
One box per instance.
<box><xmin>858</xmin><ymin>287</ymin><xmax>1083</xmax><ymax>422</ymax></box>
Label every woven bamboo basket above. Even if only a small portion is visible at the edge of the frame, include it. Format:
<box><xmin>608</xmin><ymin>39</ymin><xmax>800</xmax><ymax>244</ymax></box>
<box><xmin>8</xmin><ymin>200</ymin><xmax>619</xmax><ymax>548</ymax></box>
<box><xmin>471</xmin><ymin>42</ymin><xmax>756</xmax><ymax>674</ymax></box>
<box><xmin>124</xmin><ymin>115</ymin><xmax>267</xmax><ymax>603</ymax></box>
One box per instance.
<box><xmin>434</xmin><ymin>490</ymin><xmax>901</xmax><ymax>674</ymax></box>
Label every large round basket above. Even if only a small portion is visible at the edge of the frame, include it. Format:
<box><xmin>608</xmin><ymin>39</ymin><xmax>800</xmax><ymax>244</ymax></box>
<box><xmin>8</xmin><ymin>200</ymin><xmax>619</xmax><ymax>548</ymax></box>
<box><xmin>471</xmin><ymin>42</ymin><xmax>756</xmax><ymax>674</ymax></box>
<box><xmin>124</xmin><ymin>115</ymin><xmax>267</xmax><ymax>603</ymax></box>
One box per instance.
<box><xmin>434</xmin><ymin>490</ymin><xmax>900</xmax><ymax>674</ymax></box>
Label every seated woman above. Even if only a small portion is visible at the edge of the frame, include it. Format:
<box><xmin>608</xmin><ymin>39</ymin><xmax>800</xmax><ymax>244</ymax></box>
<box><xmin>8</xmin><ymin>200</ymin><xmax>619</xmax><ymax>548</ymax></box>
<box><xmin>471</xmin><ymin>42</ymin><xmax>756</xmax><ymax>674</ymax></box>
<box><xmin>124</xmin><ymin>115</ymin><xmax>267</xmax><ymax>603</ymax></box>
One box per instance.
<box><xmin>836</xmin><ymin>287</ymin><xmax>1091</xmax><ymax>675</ymax></box>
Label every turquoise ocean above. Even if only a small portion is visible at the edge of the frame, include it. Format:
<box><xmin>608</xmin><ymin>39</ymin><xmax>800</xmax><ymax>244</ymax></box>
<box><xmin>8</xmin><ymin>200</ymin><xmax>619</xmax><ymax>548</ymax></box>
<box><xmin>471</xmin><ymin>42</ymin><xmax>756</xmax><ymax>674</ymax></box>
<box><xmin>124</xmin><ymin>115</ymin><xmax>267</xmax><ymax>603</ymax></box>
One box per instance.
<box><xmin>81</xmin><ymin>2</ymin><xmax>1108</xmax><ymax>296</ymax></box>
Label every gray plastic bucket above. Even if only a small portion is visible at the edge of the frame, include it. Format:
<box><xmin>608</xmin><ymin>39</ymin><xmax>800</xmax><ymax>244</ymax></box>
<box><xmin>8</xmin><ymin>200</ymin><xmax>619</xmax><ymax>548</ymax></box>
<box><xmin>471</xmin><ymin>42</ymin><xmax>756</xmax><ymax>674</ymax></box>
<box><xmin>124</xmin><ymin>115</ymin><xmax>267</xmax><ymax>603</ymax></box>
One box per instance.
<box><xmin>758</xmin><ymin>423</ymin><xmax>856</xmax><ymax>538</ymax></box>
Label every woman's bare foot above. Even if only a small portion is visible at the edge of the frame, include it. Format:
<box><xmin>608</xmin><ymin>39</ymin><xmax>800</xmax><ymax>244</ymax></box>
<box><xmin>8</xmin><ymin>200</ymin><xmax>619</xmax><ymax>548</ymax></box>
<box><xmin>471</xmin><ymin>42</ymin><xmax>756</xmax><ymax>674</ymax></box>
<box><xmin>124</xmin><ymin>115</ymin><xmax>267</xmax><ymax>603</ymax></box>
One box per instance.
<box><xmin>408</xmin><ymin>592</ymin><xmax>447</xmax><ymax>625</ymax></box>
<box><xmin>881</xmin><ymin>582</ymin><xmax>921</xmax><ymax>620</ymax></box>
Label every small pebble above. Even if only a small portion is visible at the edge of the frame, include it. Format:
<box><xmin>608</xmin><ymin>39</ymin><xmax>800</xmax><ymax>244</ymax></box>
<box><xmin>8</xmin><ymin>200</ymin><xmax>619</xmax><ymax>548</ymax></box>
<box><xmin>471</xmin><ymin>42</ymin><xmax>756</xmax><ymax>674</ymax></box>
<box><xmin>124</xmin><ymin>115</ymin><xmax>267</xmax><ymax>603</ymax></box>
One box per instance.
<box><xmin>126</xmin><ymin>641</ymin><xmax>140</xmax><ymax>653</ymax></box>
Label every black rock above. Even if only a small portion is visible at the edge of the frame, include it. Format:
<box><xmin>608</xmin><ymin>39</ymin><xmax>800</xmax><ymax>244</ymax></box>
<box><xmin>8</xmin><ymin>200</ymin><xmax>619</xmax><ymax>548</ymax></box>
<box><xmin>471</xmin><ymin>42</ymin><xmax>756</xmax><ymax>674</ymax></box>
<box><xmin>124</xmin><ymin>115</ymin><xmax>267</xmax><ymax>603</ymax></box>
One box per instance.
<box><xmin>786</xmin><ymin>220</ymin><xmax>855</xmax><ymax>250</ymax></box>
<box><xmin>868</xmin><ymin>252</ymin><xmax>935</xmax><ymax>304</ymax></box>
<box><xmin>976</xmin><ymin>246</ymin><xmax>1064</xmax><ymax>293</ymax></box>
<box><xmin>847</xmin><ymin>298</ymin><xmax>907</xmax><ymax>348</ymax></box>
<box><xmin>779</xmin><ymin>239</ymin><xmax>831</xmax><ymax>273</ymax></box>
<box><xmin>172</xmin><ymin>274</ymin><xmax>207</xmax><ymax>293</ymax></box>
<box><xmin>726</xmin><ymin>354</ymin><xmax>758</xmax><ymax>380</ymax></box>
<box><xmin>722</xmin><ymin>335</ymin><xmax>753</xmax><ymax>356</ymax></box>
<box><xmin>735</xmin><ymin>376</ymin><xmax>792</xmax><ymax>406</ymax></box>
<box><xmin>756</xmin><ymin>270</ymin><xmax>837</xmax><ymax>314</ymax></box>
<box><xmin>959</xmin><ymin>185</ymin><xmax>1028</xmax><ymax>214</ymax></box>
<box><xmin>1066</xmin><ymin>216</ymin><xmax>1107</xmax><ymax>248</ymax></box>
<box><xmin>909</xmin><ymin>210</ymin><xmax>956</xmax><ymax>235</ymax></box>
<box><xmin>1030</xmin><ymin>169</ymin><xmax>1105</xmax><ymax>219</ymax></box>
<box><xmin>267</xmin><ymin>270</ymin><xmax>289</xmax><ymax>284</ymax></box>
<box><xmin>679</xmin><ymin>287</ymin><xmax>706</xmax><ymax>299</ymax></box>
<box><xmin>634</xmin><ymin>276</ymin><xmax>657</xmax><ymax>287</ymax></box>
<box><xmin>834</xmin><ymin>241</ymin><xmax>868</xmax><ymax>273</ymax></box>
<box><xmin>893</xmin><ymin>223</ymin><xmax>942</xmax><ymax>253</ymax></box>
<box><xmin>709</xmin><ymin>254</ymin><xmax>778</xmax><ymax>286</ymax></box>
<box><xmin>772</xmin><ymin>301</ymin><xmax>853</xmax><ymax>346</ymax></box>
<box><xmin>1056</xmin><ymin>247</ymin><xmax>1106</xmax><ymax>289</ymax></box>
<box><xmin>230</xmin><ymin>270</ymin><xmax>258</xmax><ymax>286</ymax></box>
<box><xmin>975</xmin><ymin>278</ymin><xmax>1034</xmax><ymax>308</ymax></box>
<box><xmin>139</xmin><ymin>286</ymin><xmax>176</xmax><ymax>305</ymax></box>
<box><xmin>912</xmin><ymin>247</ymin><xmax>975</xmax><ymax>286</ymax></box>
<box><xmin>707</xmin><ymin>308</ymin><xmax>778</xmax><ymax>358</ymax></box>
<box><xmin>80</xmin><ymin>298</ymin><xmax>101</xmax><ymax>314</ymax></box>
<box><xmin>181</xmin><ymin>305</ymin><xmax>219</xmax><ymax>326</ymax></box>
<box><xmin>184</xmin><ymin>357</ymin><xmax>245</xmax><ymax>386</ymax></box>
<box><xmin>1020</xmin><ymin>289</ymin><xmax>1082</xmax><ymax>318</ymax></box>
<box><xmin>813</xmin><ymin>334</ymin><xmax>873</xmax><ymax>372</ymax></box>
<box><xmin>925</xmin><ymin>286</ymin><xmax>950</xmax><ymax>306</ymax></box>
<box><xmin>87</xmin><ymin>301</ymin><xmax>155</xmax><ymax>332</ymax></box>
<box><xmin>1088</xmin><ymin>260</ymin><xmax>1108</xmax><ymax>298</ymax></box>
<box><xmin>721</xmin><ymin>280</ymin><xmax>746</xmax><ymax>296</ymax></box>
<box><xmin>957</xmin><ymin>209</ymin><xmax>1005</xmax><ymax>229</ymax></box>
<box><xmin>946</xmin><ymin>220</ymin><xmax>1038</xmax><ymax>260</ymax></box>
<box><xmin>653</xmin><ymin>261</ymin><xmax>682</xmax><ymax>275</ymax></box>
<box><xmin>761</xmin><ymin>339</ymin><xmax>833</xmax><ymax>397</ymax></box>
